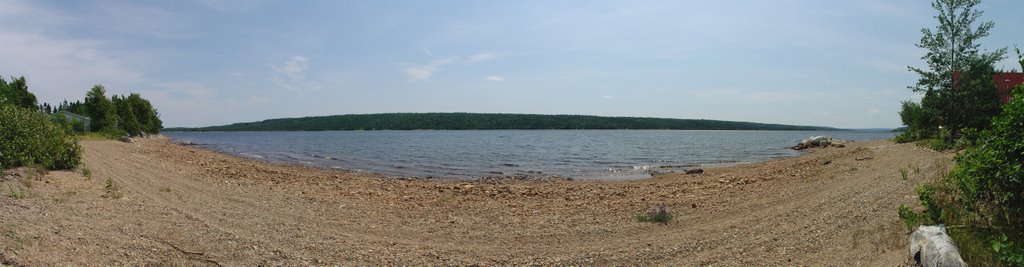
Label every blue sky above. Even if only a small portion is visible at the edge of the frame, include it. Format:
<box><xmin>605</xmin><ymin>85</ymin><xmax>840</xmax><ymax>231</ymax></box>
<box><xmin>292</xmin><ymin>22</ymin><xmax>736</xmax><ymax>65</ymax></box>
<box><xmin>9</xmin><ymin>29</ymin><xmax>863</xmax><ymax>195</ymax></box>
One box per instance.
<box><xmin>1</xmin><ymin>0</ymin><xmax>1021</xmax><ymax>128</ymax></box>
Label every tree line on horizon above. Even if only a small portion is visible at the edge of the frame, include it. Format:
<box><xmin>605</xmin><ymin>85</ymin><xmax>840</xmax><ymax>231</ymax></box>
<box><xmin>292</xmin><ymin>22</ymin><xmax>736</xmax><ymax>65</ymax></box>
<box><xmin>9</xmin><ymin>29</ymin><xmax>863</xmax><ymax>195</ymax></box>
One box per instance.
<box><xmin>170</xmin><ymin>113</ymin><xmax>837</xmax><ymax>132</ymax></box>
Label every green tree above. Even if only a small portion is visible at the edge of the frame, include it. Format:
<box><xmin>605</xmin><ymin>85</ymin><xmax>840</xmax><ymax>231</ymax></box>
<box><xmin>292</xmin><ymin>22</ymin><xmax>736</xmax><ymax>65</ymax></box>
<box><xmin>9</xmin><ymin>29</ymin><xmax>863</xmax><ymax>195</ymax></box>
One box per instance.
<box><xmin>895</xmin><ymin>100</ymin><xmax>940</xmax><ymax>142</ymax></box>
<box><xmin>0</xmin><ymin>76</ymin><xmax>38</xmax><ymax>109</ymax></box>
<box><xmin>127</xmin><ymin>93</ymin><xmax>162</xmax><ymax>134</ymax></box>
<box><xmin>909</xmin><ymin>0</ymin><xmax>1006</xmax><ymax>140</ymax></box>
<box><xmin>111</xmin><ymin>95</ymin><xmax>141</xmax><ymax>136</ymax></box>
<box><xmin>84</xmin><ymin>85</ymin><xmax>118</xmax><ymax>132</ymax></box>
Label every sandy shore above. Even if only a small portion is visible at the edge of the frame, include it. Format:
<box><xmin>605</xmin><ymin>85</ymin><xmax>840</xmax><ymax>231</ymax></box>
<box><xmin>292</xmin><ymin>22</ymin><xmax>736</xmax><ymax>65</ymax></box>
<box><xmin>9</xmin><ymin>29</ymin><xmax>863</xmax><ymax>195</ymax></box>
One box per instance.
<box><xmin>1</xmin><ymin>137</ymin><xmax>951</xmax><ymax>265</ymax></box>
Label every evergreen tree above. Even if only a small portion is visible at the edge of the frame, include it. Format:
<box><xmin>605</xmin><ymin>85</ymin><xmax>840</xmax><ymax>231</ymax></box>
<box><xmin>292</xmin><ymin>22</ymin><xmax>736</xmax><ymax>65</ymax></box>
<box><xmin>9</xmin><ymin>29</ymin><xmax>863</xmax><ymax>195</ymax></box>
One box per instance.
<box><xmin>84</xmin><ymin>85</ymin><xmax>118</xmax><ymax>132</ymax></box>
<box><xmin>112</xmin><ymin>95</ymin><xmax>141</xmax><ymax>135</ymax></box>
<box><xmin>127</xmin><ymin>93</ymin><xmax>162</xmax><ymax>134</ymax></box>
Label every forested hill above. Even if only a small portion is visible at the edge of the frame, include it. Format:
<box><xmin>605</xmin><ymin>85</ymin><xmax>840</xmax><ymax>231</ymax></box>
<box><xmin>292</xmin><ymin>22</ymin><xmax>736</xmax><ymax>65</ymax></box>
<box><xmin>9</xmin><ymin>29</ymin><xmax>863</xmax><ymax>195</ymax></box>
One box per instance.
<box><xmin>167</xmin><ymin>113</ymin><xmax>837</xmax><ymax>131</ymax></box>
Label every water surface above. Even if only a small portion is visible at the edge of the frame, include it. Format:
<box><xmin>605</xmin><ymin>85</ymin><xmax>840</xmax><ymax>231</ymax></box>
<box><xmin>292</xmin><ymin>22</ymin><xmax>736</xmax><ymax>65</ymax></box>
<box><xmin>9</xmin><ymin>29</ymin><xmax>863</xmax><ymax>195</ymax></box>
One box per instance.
<box><xmin>164</xmin><ymin>130</ymin><xmax>893</xmax><ymax>180</ymax></box>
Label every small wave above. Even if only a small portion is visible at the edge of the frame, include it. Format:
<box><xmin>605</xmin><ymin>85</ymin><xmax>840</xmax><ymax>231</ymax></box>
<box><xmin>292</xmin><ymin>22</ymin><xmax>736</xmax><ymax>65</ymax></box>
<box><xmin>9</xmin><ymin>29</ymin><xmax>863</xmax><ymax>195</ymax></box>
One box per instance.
<box><xmin>239</xmin><ymin>153</ymin><xmax>264</xmax><ymax>158</ymax></box>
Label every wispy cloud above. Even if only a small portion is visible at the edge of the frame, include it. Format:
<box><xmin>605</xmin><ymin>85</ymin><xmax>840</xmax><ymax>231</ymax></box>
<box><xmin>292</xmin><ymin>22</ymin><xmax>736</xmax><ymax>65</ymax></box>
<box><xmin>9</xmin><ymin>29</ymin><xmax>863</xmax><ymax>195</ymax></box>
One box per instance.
<box><xmin>602</xmin><ymin>95</ymin><xmax>613</xmax><ymax>99</ymax></box>
<box><xmin>270</xmin><ymin>56</ymin><xmax>321</xmax><ymax>93</ymax></box>
<box><xmin>0</xmin><ymin>0</ymin><xmax>144</xmax><ymax>102</ymax></box>
<box><xmin>402</xmin><ymin>57</ymin><xmax>457</xmax><ymax>81</ymax></box>
<box><xmin>867</xmin><ymin>108</ymin><xmax>882</xmax><ymax>118</ymax></box>
<box><xmin>484</xmin><ymin>75</ymin><xmax>504</xmax><ymax>82</ymax></box>
<box><xmin>467</xmin><ymin>52</ymin><xmax>496</xmax><ymax>63</ymax></box>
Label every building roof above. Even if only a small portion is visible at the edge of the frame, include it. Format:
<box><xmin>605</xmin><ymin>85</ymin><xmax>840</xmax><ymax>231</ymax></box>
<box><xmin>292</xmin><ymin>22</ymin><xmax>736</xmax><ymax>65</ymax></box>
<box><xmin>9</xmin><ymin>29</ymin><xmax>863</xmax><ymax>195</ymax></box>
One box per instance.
<box><xmin>56</xmin><ymin>110</ymin><xmax>92</xmax><ymax>121</ymax></box>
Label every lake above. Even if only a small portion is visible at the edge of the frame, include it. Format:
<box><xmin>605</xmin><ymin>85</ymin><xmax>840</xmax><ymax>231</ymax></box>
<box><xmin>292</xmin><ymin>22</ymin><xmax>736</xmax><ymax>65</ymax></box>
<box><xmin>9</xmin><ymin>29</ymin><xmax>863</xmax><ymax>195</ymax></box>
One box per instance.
<box><xmin>163</xmin><ymin>130</ymin><xmax>894</xmax><ymax>180</ymax></box>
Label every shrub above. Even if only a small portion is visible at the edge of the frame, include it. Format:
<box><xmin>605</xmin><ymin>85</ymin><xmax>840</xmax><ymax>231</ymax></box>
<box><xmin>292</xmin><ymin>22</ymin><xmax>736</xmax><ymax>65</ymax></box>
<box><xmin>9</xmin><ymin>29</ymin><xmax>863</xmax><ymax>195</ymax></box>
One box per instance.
<box><xmin>0</xmin><ymin>105</ymin><xmax>81</xmax><ymax>170</ymax></box>
<box><xmin>636</xmin><ymin>204</ymin><xmax>672</xmax><ymax>224</ymax></box>
<box><xmin>103</xmin><ymin>177</ymin><xmax>122</xmax><ymax>199</ymax></box>
<box><xmin>906</xmin><ymin>85</ymin><xmax>1024</xmax><ymax>265</ymax></box>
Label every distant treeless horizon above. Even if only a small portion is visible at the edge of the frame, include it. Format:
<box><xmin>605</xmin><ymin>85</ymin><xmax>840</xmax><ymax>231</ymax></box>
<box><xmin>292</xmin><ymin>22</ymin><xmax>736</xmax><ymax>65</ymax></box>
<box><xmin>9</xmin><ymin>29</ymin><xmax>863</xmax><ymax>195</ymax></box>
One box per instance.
<box><xmin>1</xmin><ymin>0</ymin><xmax>1021</xmax><ymax>129</ymax></box>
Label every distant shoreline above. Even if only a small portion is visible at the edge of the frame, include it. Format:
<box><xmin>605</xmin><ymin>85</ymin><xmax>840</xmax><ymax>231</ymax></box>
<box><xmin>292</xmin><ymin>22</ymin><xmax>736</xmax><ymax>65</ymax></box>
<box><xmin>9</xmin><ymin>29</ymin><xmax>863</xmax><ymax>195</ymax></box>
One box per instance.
<box><xmin>165</xmin><ymin>112</ymin><xmax>841</xmax><ymax>132</ymax></box>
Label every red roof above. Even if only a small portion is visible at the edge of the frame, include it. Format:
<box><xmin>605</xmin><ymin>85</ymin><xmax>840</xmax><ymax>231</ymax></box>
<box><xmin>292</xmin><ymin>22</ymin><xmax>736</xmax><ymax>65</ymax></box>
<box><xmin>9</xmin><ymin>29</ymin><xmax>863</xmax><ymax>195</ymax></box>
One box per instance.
<box><xmin>952</xmin><ymin>72</ymin><xmax>1024</xmax><ymax>104</ymax></box>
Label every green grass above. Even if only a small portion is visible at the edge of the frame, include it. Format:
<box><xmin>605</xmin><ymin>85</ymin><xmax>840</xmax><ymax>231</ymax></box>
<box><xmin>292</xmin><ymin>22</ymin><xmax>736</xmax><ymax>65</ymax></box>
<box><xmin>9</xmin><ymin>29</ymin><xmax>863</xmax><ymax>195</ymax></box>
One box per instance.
<box><xmin>2</xmin><ymin>224</ymin><xmax>31</xmax><ymax>250</ymax></box>
<box><xmin>81</xmin><ymin>167</ymin><xmax>91</xmax><ymax>179</ymax></box>
<box><xmin>636</xmin><ymin>204</ymin><xmax>672</xmax><ymax>225</ymax></box>
<box><xmin>899</xmin><ymin>168</ymin><xmax>910</xmax><ymax>181</ymax></box>
<box><xmin>7</xmin><ymin>185</ymin><xmax>24</xmax><ymax>199</ymax></box>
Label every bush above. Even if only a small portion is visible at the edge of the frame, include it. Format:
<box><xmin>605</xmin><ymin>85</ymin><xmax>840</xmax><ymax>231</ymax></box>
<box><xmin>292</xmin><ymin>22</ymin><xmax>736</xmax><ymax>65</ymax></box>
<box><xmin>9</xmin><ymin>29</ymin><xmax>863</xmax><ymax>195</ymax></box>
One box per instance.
<box><xmin>636</xmin><ymin>204</ymin><xmax>672</xmax><ymax>224</ymax></box>
<box><xmin>906</xmin><ymin>85</ymin><xmax>1024</xmax><ymax>265</ymax></box>
<box><xmin>0</xmin><ymin>105</ymin><xmax>81</xmax><ymax>170</ymax></box>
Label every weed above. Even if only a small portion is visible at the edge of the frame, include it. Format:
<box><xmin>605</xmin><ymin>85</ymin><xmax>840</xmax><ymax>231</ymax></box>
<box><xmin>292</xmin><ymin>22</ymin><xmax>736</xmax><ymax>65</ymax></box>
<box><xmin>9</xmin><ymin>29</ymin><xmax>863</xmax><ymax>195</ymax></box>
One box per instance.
<box><xmin>636</xmin><ymin>204</ymin><xmax>672</xmax><ymax>225</ymax></box>
<box><xmin>81</xmin><ymin>167</ymin><xmax>91</xmax><ymax>179</ymax></box>
<box><xmin>103</xmin><ymin>178</ymin><xmax>122</xmax><ymax>199</ymax></box>
<box><xmin>899</xmin><ymin>168</ymin><xmax>909</xmax><ymax>181</ymax></box>
<box><xmin>992</xmin><ymin>234</ymin><xmax>1024</xmax><ymax>265</ymax></box>
<box><xmin>159</xmin><ymin>187</ymin><xmax>172</xmax><ymax>192</ymax></box>
<box><xmin>7</xmin><ymin>185</ymin><xmax>23</xmax><ymax>199</ymax></box>
<box><xmin>897</xmin><ymin>204</ymin><xmax>926</xmax><ymax>231</ymax></box>
<box><xmin>2</xmin><ymin>225</ymin><xmax>31</xmax><ymax>250</ymax></box>
<box><xmin>19</xmin><ymin>177</ymin><xmax>32</xmax><ymax>189</ymax></box>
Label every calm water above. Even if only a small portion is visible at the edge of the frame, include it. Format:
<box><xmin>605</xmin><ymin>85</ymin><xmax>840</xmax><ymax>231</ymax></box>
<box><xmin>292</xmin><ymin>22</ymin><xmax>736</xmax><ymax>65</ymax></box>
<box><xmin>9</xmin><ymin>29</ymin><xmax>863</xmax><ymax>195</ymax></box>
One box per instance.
<box><xmin>163</xmin><ymin>130</ymin><xmax>893</xmax><ymax>180</ymax></box>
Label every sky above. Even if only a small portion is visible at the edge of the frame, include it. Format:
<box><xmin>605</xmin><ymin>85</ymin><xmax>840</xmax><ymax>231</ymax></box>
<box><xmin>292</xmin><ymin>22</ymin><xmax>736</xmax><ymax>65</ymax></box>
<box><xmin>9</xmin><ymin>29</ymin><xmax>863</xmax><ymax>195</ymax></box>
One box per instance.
<box><xmin>1</xmin><ymin>0</ymin><xmax>1022</xmax><ymax>128</ymax></box>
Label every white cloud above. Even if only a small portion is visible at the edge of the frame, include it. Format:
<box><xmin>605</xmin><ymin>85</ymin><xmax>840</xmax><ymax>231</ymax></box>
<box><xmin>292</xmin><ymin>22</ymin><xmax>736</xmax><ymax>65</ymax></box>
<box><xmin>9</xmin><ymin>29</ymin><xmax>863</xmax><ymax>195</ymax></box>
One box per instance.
<box><xmin>467</xmin><ymin>52</ymin><xmax>496</xmax><ymax>63</ymax></box>
<box><xmin>270</xmin><ymin>56</ymin><xmax>321</xmax><ymax>93</ymax></box>
<box><xmin>602</xmin><ymin>95</ymin><xmax>613</xmax><ymax>99</ymax></box>
<box><xmin>484</xmin><ymin>75</ymin><xmax>505</xmax><ymax>81</ymax></box>
<box><xmin>401</xmin><ymin>57</ymin><xmax>457</xmax><ymax>81</ymax></box>
<box><xmin>867</xmin><ymin>107</ymin><xmax>882</xmax><ymax>118</ymax></box>
<box><xmin>0</xmin><ymin>1</ymin><xmax>144</xmax><ymax>104</ymax></box>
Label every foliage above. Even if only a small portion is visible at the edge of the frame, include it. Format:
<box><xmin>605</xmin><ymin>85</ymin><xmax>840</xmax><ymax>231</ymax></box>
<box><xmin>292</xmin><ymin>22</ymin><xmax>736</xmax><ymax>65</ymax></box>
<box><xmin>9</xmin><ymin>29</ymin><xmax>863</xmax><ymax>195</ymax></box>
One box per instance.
<box><xmin>0</xmin><ymin>105</ymin><xmax>82</xmax><ymax>170</ymax></box>
<box><xmin>172</xmin><ymin>113</ymin><xmax>837</xmax><ymax>131</ymax></box>
<box><xmin>77</xmin><ymin>85</ymin><xmax>161</xmax><ymax>136</ymax></box>
<box><xmin>84</xmin><ymin>85</ymin><xmax>117</xmax><ymax>132</ymax></box>
<box><xmin>103</xmin><ymin>177</ymin><xmax>122</xmax><ymax>199</ymax></box>
<box><xmin>898</xmin><ymin>204</ymin><xmax>928</xmax><ymax>231</ymax></box>
<box><xmin>906</xmin><ymin>85</ymin><xmax>1024</xmax><ymax>265</ymax></box>
<box><xmin>7</xmin><ymin>185</ymin><xmax>24</xmax><ymax>199</ymax></box>
<box><xmin>0</xmin><ymin>76</ymin><xmax>38</xmax><ymax>109</ymax></box>
<box><xmin>635</xmin><ymin>204</ymin><xmax>672</xmax><ymax>224</ymax></box>
<box><xmin>126</xmin><ymin>93</ymin><xmax>162</xmax><ymax>134</ymax></box>
<box><xmin>895</xmin><ymin>100</ymin><xmax>939</xmax><ymax>143</ymax></box>
<box><xmin>112</xmin><ymin>94</ymin><xmax>140</xmax><ymax>136</ymax></box>
<box><xmin>992</xmin><ymin>234</ymin><xmax>1024</xmax><ymax>266</ymax></box>
<box><xmin>905</xmin><ymin>0</ymin><xmax>1006</xmax><ymax>145</ymax></box>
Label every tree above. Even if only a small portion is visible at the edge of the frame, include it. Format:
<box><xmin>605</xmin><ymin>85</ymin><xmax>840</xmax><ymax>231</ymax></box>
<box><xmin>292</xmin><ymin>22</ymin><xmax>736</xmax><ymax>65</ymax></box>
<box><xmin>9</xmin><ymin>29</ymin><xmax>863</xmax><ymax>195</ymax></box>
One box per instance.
<box><xmin>126</xmin><ymin>93</ymin><xmax>162</xmax><ymax>134</ymax></box>
<box><xmin>0</xmin><ymin>76</ymin><xmax>38</xmax><ymax>109</ymax></box>
<box><xmin>909</xmin><ymin>0</ymin><xmax>1006</xmax><ymax>140</ymax></box>
<box><xmin>84</xmin><ymin>85</ymin><xmax>118</xmax><ymax>132</ymax></box>
<box><xmin>111</xmin><ymin>95</ymin><xmax>140</xmax><ymax>136</ymax></box>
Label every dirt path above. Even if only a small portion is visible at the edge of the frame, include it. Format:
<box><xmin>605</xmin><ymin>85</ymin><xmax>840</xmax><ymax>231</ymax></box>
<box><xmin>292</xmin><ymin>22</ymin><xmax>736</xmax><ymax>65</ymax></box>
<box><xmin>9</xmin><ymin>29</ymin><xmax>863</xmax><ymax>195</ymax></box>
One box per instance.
<box><xmin>1</xmin><ymin>138</ymin><xmax>951</xmax><ymax>265</ymax></box>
